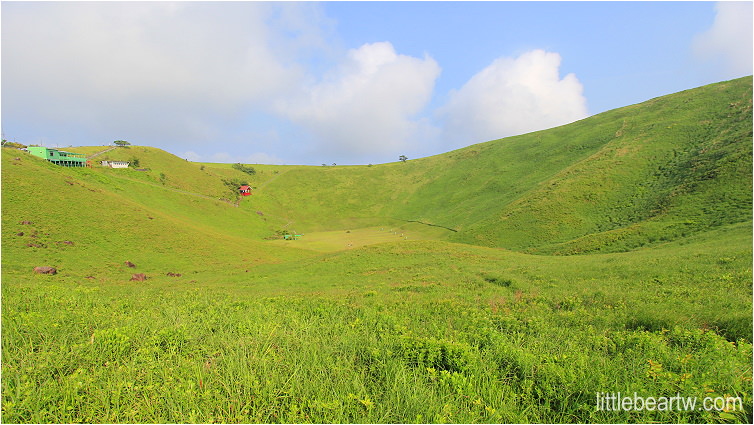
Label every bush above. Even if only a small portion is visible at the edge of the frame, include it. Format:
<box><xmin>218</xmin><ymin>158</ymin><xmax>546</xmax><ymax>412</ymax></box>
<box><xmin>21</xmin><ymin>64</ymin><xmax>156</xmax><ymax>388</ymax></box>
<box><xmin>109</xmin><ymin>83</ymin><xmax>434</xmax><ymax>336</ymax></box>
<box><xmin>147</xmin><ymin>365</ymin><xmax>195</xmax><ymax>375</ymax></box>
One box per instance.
<box><xmin>232</xmin><ymin>163</ymin><xmax>256</xmax><ymax>175</ymax></box>
<box><xmin>482</xmin><ymin>274</ymin><xmax>513</xmax><ymax>287</ymax></box>
<box><xmin>222</xmin><ymin>178</ymin><xmax>249</xmax><ymax>198</ymax></box>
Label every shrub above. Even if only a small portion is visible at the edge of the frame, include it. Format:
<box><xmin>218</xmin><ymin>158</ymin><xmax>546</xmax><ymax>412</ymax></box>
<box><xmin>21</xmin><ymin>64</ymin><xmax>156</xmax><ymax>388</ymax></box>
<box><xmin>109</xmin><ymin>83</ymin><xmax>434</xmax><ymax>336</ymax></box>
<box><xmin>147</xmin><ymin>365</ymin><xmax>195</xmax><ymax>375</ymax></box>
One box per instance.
<box><xmin>232</xmin><ymin>163</ymin><xmax>256</xmax><ymax>175</ymax></box>
<box><xmin>222</xmin><ymin>178</ymin><xmax>249</xmax><ymax>199</ymax></box>
<box><xmin>482</xmin><ymin>274</ymin><xmax>513</xmax><ymax>287</ymax></box>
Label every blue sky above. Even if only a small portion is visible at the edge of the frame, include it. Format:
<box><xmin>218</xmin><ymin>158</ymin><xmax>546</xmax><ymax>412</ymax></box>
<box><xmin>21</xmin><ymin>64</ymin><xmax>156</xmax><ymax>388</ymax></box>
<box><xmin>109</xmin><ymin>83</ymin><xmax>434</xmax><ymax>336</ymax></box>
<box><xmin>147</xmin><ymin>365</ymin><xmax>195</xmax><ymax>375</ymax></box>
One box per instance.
<box><xmin>2</xmin><ymin>1</ymin><xmax>752</xmax><ymax>165</ymax></box>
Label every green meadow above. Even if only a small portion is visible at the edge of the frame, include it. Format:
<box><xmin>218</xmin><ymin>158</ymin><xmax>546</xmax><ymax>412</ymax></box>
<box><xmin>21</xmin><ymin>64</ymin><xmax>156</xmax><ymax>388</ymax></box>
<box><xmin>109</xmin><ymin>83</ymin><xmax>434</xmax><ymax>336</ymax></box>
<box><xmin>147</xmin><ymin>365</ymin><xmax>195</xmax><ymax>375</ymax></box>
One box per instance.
<box><xmin>1</xmin><ymin>77</ymin><xmax>752</xmax><ymax>423</ymax></box>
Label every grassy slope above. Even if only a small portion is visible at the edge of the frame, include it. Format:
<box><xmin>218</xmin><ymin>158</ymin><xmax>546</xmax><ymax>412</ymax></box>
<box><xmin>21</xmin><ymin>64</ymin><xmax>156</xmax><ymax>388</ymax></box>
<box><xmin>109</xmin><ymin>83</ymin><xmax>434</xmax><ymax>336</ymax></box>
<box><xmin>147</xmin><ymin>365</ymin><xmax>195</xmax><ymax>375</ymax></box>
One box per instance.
<box><xmin>471</xmin><ymin>78</ymin><xmax>753</xmax><ymax>254</ymax></box>
<box><xmin>1</xmin><ymin>149</ymin><xmax>311</xmax><ymax>280</ymax></box>
<box><xmin>247</xmin><ymin>77</ymin><xmax>751</xmax><ymax>254</ymax></box>
<box><xmin>2</xmin><ymin>77</ymin><xmax>752</xmax><ymax>423</ymax></box>
<box><xmin>53</xmin><ymin>77</ymin><xmax>752</xmax><ymax>255</ymax></box>
<box><xmin>68</xmin><ymin>146</ymin><xmax>240</xmax><ymax>200</ymax></box>
<box><xmin>2</xmin><ymin>216</ymin><xmax>751</xmax><ymax>422</ymax></box>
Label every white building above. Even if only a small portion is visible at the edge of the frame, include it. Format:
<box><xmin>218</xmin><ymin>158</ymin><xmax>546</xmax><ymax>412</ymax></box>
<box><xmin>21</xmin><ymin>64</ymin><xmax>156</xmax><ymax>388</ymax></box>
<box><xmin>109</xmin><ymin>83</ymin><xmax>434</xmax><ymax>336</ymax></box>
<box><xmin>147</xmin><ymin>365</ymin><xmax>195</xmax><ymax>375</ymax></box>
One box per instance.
<box><xmin>101</xmin><ymin>160</ymin><xmax>130</xmax><ymax>168</ymax></box>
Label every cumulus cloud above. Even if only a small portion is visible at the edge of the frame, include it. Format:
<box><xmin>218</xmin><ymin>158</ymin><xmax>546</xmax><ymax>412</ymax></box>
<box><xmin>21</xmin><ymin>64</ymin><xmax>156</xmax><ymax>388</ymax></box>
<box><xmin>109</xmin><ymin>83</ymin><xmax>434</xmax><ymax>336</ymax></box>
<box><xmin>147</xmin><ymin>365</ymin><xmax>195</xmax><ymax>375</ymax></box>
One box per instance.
<box><xmin>693</xmin><ymin>1</ymin><xmax>753</xmax><ymax>78</ymax></box>
<box><xmin>242</xmin><ymin>152</ymin><xmax>285</xmax><ymax>165</ymax></box>
<box><xmin>2</xmin><ymin>3</ymin><xmax>594</xmax><ymax>165</ymax></box>
<box><xmin>183</xmin><ymin>151</ymin><xmax>203</xmax><ymax>162</ymax></box>
<box><xmin>1</xmin><ymin>2</ymin><xmax>308</xmax><ymax>147</ymax></box>
<box><xmin>275</xmin><ymin>42</ymin><xmax>441</xmax><ymax>163</ymax></box>
<box><xmin>209</xmin><ymin>152</ymin><xmax>237</xmax><ymax>163</ymax></box>
<box><xmin>438</xmin><ymin>49</ymin><xmax>589</xmax><ymax>148</ymax></box>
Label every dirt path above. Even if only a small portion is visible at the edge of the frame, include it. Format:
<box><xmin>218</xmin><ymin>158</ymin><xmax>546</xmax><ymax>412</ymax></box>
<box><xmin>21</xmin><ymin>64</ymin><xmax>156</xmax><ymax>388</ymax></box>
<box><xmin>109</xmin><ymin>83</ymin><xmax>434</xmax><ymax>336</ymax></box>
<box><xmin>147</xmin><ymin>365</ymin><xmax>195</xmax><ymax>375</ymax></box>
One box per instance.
<box><xmin>256</xmin><ymin>168</ymin><xmax>293</xmax><ymax>190</ymax></box>
<box><xmin>87</xmin><ymin>146</ymin><xmax>119</xmax><ymax>159</ymax></box>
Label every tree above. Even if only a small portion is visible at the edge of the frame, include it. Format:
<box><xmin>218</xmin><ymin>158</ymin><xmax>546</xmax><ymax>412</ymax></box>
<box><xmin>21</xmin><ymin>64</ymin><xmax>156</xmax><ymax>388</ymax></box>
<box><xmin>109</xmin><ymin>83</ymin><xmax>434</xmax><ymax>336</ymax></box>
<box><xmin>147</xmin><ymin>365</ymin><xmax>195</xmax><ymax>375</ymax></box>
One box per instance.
<box><xmin>114</xmin><ymin>140</ymin><xmax>131</xmax><ymax>147</ymax></box>
<box><xmin>399</xmin><ymin>155</ymin><xmax>408</xmax><ymax>163</ymax></box>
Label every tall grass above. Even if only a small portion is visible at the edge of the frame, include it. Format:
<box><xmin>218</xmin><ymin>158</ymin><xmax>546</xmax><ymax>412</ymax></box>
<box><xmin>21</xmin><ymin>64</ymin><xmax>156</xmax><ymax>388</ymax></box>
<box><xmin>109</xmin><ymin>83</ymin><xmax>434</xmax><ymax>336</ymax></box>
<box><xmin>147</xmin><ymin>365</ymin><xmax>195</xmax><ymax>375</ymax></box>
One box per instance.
<box><xmin>2</xmin><ymin>232</ymin><xmax>751</xmax><ymax>422</ymax></box>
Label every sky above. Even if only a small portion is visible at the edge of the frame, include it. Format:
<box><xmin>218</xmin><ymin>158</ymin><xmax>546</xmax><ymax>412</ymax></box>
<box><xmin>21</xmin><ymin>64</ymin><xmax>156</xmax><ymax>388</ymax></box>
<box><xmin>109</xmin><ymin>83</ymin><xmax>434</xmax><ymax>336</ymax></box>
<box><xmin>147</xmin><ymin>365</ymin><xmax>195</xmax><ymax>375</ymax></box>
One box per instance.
<box><xmin>2</xmin><ymin>1</ymin><xmax>752</xmax><ymax>165</ymax></box>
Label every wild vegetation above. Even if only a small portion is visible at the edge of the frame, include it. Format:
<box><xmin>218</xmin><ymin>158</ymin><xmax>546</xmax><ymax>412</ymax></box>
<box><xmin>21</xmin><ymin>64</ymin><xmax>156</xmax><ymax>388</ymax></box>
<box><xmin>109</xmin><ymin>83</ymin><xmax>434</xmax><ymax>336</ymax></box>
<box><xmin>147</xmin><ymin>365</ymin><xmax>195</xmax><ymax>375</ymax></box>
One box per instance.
<box><xmin>2</xmin><ymin>77</ymin><xmax>752</xmax><ymax>423</ymax></box>
<box><xmin>232</xmin><ymin>163</ymin><xmax>257</xmax><ymax>176</ymax></box>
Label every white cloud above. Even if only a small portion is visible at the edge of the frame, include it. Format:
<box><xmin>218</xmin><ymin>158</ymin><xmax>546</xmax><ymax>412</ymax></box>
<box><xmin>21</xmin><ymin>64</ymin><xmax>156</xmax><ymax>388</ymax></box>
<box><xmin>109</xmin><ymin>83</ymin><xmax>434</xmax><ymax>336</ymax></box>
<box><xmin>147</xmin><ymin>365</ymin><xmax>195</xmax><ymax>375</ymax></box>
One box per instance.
<box><xmin>693</xmin><ymin>2</ymin><xmax>753</xmax><ymax>78</ymax></box>
<box><xmin>275</xmin><ymin>42</ymin><xmax>441</xmax><ymax>162</ymax></box>
<box><xmin>437</xmin><ymin>49</ymin><xmax>589</xmax><ymax>148</ymax></box>
<box><xmin>1</xmin><ymin>2</ymin><xmax>311</xmax><ymax>146</ymax></box>
<box><xmin>183</xmin><ymin>151</ymin><xmax>203</xmax><ymax>162</ymax></box>
<box><xmin>242</xmin><ymin>152</ymin><xmax>285</xmax><ymax>165</ymax></box>
<box><xmin>210</xmin><ymin>152</ymin><xmax>235</xmax><ymax>163</ymax></box>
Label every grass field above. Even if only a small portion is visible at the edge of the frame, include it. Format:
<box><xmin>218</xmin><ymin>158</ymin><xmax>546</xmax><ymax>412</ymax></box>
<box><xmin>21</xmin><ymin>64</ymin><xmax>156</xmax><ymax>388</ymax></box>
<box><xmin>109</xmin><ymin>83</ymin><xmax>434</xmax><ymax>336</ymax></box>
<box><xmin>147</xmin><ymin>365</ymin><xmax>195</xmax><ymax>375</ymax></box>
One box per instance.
<box><xmin>267</xmin><ymin>226</ymin><xmax>449</xmax><ymax>253</ymax></box>
<box><xmin>1</xmin><ymin>77</ymin><xmax>752</xmax><ymax>423</ymax></box>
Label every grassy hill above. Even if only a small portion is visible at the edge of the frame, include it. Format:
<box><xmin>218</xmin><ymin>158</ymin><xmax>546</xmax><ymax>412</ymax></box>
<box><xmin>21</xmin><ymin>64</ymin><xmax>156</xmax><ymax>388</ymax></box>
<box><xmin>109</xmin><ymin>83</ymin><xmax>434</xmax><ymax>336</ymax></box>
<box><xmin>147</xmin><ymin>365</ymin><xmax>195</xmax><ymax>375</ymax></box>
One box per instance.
<box><xmin>215</xmin><ymin>77</ymin><xmax>751</xmax><ymax>255</ymax></box>
<box><xmin>37</xmin><ymin>77</ymin><xmax>751</xmax><ymax>255</ymax></box>
<box><xmin>2</xmin><ymin>77</ymin><xmax>751</xmax><ymax>423</ymax></box>
<box><xmin>1</xmin><ymin>148</ymin><xmax>310</xmax><ymax>280</ymax></box>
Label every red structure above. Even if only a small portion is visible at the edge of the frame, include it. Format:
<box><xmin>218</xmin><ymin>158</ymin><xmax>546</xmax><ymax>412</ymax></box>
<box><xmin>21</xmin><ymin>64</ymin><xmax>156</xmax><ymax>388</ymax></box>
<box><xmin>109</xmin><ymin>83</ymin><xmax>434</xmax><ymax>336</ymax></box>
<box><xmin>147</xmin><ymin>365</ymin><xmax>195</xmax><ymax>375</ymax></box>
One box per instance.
<box><xmin>239</xmin><ymin>185</ymin><xmax>252</xmax><ymax>196</ymax></box>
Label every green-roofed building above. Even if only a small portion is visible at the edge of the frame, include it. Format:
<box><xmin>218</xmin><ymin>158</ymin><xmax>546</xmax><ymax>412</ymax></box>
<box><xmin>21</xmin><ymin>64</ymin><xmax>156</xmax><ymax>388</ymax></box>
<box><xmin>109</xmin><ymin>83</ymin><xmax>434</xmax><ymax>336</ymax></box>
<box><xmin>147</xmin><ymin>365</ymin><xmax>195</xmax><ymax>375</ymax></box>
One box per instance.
<box><xmin>27</xmin><ymin>146</ymin><xmax>88</xmax><ymax>167</ymax></box>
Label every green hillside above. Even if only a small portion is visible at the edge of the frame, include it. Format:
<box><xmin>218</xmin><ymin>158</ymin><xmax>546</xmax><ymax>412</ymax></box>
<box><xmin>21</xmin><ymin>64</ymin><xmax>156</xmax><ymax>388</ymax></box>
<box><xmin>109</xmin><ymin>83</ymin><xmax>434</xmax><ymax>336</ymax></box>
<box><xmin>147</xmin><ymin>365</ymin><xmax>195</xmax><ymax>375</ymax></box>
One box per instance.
<box><xmin>2</xmin><ymin>77</ymin><xmax>751</xmax><ymax>423</ymax></box>
<box><xmin>30</xmin><ymin>77</ymin><xmax>750</xmax><ymax>256</ymax></box>
<box><xmin>222</xmin><ymin>77</ymin><xmax>751</xmax><ymax>254</ymax></box>
<box><xmin>1</xmin><ymin>148</ymin><xmax>310</xmax><ymax>279</ymax></box>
